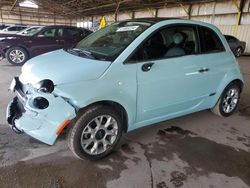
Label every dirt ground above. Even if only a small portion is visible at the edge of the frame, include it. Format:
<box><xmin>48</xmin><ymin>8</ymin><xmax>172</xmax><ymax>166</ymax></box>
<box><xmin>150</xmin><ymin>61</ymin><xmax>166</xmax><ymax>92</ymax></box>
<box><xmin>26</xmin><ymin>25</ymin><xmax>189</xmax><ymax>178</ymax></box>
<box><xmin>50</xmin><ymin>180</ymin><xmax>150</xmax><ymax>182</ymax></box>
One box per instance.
<box><xmin>0</xmin><ymin>57</ymin><xmax>249</xmax><ymax>188</ymax></box>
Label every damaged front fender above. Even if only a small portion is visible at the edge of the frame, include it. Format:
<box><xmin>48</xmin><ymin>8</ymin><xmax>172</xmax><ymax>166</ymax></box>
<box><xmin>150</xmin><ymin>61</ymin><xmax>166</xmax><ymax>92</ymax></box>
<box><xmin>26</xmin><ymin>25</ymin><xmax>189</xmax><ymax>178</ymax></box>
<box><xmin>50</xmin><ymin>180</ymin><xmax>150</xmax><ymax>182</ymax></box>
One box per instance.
<box><xmin>6</xmin><ymin>86</ymin><xmax>76</xmax><ymax>145</ymax></box>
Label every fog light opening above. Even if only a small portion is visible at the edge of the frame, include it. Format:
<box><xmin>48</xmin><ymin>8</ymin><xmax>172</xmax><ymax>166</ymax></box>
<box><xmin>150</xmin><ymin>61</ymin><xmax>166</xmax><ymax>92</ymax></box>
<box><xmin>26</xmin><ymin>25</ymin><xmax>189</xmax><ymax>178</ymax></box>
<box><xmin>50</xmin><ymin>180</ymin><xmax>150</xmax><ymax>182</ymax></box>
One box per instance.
<box><xmin>33</xmin><ymin>97</ymin><xmax>49</xmax><ymax>109</ymax></box>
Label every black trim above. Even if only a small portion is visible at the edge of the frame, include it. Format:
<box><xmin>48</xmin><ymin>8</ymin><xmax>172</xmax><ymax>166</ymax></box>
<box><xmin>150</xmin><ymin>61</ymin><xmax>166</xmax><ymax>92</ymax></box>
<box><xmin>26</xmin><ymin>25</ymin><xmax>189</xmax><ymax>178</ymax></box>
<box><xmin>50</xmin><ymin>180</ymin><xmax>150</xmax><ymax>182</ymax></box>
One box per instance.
<box><xmin>14</xmin><ymin>77</ymin><xmax>26</xmax><ymax>99</ymax></box>
<box><xmin>7</xmin><ymin>97</ymin><xmax>25</xmax><ymax>134</ymax></box>
<box><xmin>209</xmin><ymin>92</ymin><xmax>216</xmax><ymax>96</ymax></box>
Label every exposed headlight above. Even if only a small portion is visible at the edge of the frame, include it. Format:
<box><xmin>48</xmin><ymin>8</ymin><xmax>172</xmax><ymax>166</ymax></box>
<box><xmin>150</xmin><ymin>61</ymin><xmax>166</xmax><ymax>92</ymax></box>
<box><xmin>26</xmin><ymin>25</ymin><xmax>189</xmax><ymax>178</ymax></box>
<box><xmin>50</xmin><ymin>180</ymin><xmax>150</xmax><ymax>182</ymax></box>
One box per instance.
<box><xmin>34</xmin><ymin>79</ymin><xmax>54</xmax><ymax>93</ymax></box>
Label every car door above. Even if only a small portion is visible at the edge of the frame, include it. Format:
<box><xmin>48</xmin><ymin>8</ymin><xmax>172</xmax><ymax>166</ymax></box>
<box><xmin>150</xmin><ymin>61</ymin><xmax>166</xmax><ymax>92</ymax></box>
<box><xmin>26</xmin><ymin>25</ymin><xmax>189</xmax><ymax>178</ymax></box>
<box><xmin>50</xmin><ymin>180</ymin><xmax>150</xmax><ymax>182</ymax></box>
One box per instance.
<box><xmin>198</xmin><ymin>26</ymin><xmax>229</xmax><ymax>95</ymax></box>
<box><xmin>30</xmin><ymin>27</ymin><xmax>62</xmax><ymax>57</ymax></box>
<box><xmin>132</xmin><ymin>25</ymin><xmax>214</xmax><ymax>123</ymax></box>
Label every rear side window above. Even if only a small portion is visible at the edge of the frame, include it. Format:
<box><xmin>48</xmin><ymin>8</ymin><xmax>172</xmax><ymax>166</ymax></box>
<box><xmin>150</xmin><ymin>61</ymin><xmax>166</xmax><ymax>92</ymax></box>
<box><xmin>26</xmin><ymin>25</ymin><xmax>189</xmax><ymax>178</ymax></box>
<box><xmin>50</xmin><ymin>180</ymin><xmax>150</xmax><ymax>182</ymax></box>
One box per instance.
<box><xmin>8</xmin><ymin>26</ymin><xmax>18</xmax><ymax>31</ymax></box>
<box><xmin>42</xmin><ymin>28</ymin><xmax>57</xmax><ymax>37</ymax></box>
<box><xmin>199</xmin><ymin>26</ymin><xmax>225</xmax><ymax>53</ymax></box>
<box><xmin>225</xmin><ymin>35</ymin><xmax>237</xmax><ymax>42</ymax></box>
<box><xmin>63</xmin><ymin>28</ymin><xmax>82</xmax><ymax>37</ymax></box>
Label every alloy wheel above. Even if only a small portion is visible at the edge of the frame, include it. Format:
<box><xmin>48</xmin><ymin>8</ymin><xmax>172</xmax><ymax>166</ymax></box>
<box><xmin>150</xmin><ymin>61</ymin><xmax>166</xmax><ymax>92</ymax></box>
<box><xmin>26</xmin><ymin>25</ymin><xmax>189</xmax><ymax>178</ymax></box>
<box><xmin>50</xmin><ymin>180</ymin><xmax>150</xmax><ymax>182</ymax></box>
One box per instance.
<box><xmin>222</xmin><ymin>88</ymin><xmax>239</xmax><ymax>114</ymax></box>
<box><xmin>9</xmin><ymin>49</ymin><xmax>25</xmax><ymax>64</ymax></box>
<box><xmin>80</xmin><ymin>115</ymin><xmax>118</xmax><ymax>155</ymax></box>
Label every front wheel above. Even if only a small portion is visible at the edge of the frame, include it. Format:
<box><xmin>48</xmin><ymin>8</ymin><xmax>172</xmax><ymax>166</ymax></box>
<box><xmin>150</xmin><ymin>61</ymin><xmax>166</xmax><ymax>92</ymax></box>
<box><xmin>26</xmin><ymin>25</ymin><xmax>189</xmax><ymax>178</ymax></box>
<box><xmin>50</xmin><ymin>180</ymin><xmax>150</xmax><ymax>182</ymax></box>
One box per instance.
<box><xmin>67</xmin><ymin>105</ymin><xmax>123</xmax><ymax>160</ymax></box>
<box><xmin>211</xmin><ymin>84</ymin><xmax>240</xmax><ymax>117</ymax></box>
<box><xmin>6</xmin><ymin>47</ymin><xmax>28</xmax><ymax>65</ymax></box>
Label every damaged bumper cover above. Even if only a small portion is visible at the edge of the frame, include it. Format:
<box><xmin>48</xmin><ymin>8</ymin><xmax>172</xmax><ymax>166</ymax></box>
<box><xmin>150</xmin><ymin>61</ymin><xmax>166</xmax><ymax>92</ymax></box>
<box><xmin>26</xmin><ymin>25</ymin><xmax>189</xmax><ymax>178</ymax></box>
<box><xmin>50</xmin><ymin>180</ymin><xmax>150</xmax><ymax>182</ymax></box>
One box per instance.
<box><xmin>6</xmin><ymin>77</ymin><xmax>76</xmax><ymax>145</ymax></box>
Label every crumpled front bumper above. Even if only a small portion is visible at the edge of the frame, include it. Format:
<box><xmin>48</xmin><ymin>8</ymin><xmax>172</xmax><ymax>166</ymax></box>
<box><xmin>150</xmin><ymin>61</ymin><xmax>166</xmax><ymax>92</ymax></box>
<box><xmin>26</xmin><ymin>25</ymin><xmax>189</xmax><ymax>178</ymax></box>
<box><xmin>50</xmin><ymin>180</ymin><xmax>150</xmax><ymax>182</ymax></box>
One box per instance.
<box><xmin>6</xmin><ymin>78</ymin><xmax>76</xmax><ymax>145</ymax></box>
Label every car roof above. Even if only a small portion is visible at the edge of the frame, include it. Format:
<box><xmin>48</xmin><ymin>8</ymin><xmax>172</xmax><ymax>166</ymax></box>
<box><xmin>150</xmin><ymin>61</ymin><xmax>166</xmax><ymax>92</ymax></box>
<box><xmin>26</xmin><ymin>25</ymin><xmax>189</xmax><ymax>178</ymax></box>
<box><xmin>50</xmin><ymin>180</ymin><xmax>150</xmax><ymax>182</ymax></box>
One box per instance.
<box><xmin>122</xmin><ymin>17</ymin><xmax>181</xmax><ymax>23</ymax></box>
<box><xmin>42</xmin><ymin>25</ymin><xmax>78</xmax><ymax>29</ymax></box>
<box><xmin>120</xmin><ymin>17</ymin><xmax>222</xmax><ymax>32</ymax></box>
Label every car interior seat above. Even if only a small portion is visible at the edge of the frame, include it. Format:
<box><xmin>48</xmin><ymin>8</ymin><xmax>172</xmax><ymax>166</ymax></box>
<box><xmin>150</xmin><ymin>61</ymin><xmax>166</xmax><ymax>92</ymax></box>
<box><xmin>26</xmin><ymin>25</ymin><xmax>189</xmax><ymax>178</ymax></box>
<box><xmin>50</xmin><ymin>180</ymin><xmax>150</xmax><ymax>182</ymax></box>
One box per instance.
<box><xmin>165</xmin><ymin>32</ymin><xmax>187</xmax><ymax>57</ymax></box>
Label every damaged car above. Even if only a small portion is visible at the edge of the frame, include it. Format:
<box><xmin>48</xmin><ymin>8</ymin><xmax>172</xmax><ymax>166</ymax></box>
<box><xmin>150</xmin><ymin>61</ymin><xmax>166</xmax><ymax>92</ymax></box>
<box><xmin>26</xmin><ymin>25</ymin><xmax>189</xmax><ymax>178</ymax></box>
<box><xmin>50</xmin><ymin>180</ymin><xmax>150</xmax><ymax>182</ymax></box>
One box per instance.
<box><xmin>7</xmin><ymin>18</ymin><xmax>244</xmax><ymax>160</ymax></box>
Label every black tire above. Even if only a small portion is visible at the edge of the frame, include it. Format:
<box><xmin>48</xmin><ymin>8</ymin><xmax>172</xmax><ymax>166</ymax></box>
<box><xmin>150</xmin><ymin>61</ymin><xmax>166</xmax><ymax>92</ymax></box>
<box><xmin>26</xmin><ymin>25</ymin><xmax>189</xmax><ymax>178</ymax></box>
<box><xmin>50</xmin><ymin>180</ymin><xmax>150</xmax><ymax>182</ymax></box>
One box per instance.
<box><xmin>67</xmin><ymin>105</ymin><xmax>123</xmax><ymax>160</ymax></box>
<box><xmin>6</xmin><ymin>47</ymin><xmax>29</xmax><ymax>65</ymax></box>
<box><xmin>234</xmin><ymin>47</ymin><xmax>243</xmax><ymax>57</ymax></box>
<box><xmin>211</xmin><ymin>83</ymin><xmax>240</xmax><ymax>117</ymax></box>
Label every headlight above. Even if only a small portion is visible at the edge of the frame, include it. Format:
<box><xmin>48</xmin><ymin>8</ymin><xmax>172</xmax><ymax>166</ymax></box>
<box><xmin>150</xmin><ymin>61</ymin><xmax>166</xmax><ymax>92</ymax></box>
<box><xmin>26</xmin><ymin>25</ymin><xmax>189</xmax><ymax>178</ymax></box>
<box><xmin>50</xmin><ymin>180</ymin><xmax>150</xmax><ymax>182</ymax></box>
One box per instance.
<box><xmin>34</xmin><ymin>79</ymin><xmax>54</xmax><ymax>93</ymax></box>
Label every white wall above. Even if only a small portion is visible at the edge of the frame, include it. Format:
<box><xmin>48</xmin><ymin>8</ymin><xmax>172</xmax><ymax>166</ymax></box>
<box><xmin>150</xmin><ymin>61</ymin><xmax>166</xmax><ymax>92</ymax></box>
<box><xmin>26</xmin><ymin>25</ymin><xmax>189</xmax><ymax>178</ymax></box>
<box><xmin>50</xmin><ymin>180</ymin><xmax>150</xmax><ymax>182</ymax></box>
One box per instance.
<box><xmin>88</xmin><ymin>0</ymin><xmax>250</xmax><ymax>53</ymax></box>
<box><xmin>0</xmin><ymin>6</ymin><xmax>76</xmax><ymax>26</ymax></box>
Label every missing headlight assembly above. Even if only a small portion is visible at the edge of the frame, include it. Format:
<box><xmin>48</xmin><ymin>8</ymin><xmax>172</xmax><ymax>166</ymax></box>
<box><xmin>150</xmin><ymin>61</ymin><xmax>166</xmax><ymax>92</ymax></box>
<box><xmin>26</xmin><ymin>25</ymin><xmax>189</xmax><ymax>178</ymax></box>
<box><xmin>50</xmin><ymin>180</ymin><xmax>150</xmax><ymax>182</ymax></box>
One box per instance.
<box><xmin>6</xmin><ymin>77</ymin><xmax>76</xmax><ymax>145</ymax></box>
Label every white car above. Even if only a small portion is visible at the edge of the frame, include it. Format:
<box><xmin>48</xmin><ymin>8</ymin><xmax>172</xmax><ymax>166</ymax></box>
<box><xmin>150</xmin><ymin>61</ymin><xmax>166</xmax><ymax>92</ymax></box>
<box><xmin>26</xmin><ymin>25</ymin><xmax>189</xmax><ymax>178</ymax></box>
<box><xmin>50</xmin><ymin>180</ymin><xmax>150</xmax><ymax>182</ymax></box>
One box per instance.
<box><xmin>17</xmin><ymin>26</ymin><xmax>43</xmax><ymax>36</ymax></box>
<box><xmin>0</xmin><ymin>25</ymin><xmax>28</xmax><ymax>34</ymax></box>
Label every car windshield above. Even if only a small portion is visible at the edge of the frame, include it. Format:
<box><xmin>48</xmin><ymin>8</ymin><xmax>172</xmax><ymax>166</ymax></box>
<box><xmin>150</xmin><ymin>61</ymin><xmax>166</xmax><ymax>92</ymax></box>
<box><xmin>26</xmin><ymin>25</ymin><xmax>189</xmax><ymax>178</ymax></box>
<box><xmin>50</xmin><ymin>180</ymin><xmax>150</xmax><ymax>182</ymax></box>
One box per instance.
<box><xmin>75</xmin><ymin>21</ymin><xmax>153</xmax><ymax>61</ymax></box>
<box><xmin>18</xmin><ymin>27</ymin><xmax>43</xmax><ymax>36</ymax></box>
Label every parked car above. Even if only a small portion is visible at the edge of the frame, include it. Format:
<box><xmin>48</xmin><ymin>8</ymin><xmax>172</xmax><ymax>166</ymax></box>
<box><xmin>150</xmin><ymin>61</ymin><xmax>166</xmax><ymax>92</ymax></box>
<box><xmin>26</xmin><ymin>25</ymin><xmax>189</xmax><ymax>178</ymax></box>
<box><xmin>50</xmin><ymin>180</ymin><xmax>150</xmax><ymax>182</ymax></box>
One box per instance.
<box><xmin>0</xmin><ymin>25</ymin><xmax>28</xmax><ymax>34</ymax></box>
<box><xmin>0</xmin><ymin>24</ymin><xmax>10</xmax><ymax>30</ymax></box>
<box><xmin>7</xmin><ymin>18</ymin><xmax>243</xmax><ymax>160</ymax></box>
<box><xmin>0</xmin><ymin>25</ymin><xmax>92</xmax><ymax>65</ymax></box>
<box><xmin>224</xmin><ymin>35</ymin><xmax>246</xmax><ymax>57</ymax></box>
<box><xmin>0</xmin><ymin>27</ymin><xmax>41</xmax><ymax>58</ymax></box>
<box><xmin>16</xmin><ymin>26</ymin><xmax>42</xmax><ymax>36</ymax></box>
<box><xmin>0</xmin><ymin>26</ymin><xmax>42</xmax><ymax>40</ymax></box>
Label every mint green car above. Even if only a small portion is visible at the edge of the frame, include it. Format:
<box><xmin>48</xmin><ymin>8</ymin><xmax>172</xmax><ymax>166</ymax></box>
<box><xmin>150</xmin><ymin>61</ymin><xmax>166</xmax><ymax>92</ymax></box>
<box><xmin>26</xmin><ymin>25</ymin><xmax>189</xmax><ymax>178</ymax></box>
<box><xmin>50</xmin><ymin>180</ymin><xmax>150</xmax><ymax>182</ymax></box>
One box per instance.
<box><xmin>6</xmin><ymin>18</ymin><xmax>243</xmax><ymax>160</ymax></box>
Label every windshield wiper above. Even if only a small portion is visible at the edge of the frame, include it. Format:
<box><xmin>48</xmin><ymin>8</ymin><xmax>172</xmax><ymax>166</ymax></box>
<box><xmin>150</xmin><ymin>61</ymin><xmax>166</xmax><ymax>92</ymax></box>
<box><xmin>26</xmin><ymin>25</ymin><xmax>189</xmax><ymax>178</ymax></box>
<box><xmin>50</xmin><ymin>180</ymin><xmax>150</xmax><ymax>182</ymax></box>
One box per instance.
<box><xmin>70</xmin><ymin>48</ymin><xmax>95</xmax><ymax>59</ymax></box>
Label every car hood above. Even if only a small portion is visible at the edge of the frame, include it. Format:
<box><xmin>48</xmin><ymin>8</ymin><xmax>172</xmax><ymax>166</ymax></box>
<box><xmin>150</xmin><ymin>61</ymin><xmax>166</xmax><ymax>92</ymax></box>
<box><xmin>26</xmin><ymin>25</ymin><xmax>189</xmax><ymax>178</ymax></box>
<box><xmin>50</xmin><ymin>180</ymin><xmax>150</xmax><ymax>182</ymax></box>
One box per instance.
<box><xmin>20</xmin><ymin>49</ymin><xmax>111</xmax><ymax>85</ymax></box>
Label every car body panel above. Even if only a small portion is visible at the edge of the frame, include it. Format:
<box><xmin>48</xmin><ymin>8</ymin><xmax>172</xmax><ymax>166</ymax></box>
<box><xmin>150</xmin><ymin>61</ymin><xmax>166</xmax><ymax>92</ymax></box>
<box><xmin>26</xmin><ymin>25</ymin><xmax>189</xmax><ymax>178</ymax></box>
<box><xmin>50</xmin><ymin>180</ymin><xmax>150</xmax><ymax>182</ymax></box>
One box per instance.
<box><xmin>6</xmin><ymin>86</ymin><xmax>76</xmax><ymax>145</ymax></box>
<box><xmin>6</xmin><ymin>19</ymin><xmax>244</xmax><ymax>145</ymax></box>
<box><xmin>19</xmin><ymin>49</ymin><xmax>112</xmax><ymax>85</ymax></box>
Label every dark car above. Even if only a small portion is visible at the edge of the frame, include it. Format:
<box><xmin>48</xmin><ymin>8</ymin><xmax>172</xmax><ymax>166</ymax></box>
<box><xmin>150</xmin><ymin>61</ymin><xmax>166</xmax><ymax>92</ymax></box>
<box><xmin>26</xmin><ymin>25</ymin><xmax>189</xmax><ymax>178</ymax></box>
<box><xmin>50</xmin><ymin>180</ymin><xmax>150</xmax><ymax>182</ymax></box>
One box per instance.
<box><xmin>0</xmin><ymin>25</ymin><xmax>92</xmax><ymax>65</ymax></box>
<box><xmin>224</xmin><ymin>35</ymin><xmax>246</xmax><ymax>57</ymax></box>
<box><xmin>0</xmin><ymin>24</ymin><xmax>10</xmax><ymax>30</ymax></box>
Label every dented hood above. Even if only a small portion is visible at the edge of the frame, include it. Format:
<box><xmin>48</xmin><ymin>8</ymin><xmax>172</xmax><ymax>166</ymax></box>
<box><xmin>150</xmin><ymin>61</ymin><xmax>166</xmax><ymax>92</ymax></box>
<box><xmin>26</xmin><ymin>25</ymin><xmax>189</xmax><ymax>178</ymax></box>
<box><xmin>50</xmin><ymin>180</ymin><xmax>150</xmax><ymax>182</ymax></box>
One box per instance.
<box><xmin>20</xmin><ymin>49</ymin><xmax>111</xmax><ymax>85</ymax></box>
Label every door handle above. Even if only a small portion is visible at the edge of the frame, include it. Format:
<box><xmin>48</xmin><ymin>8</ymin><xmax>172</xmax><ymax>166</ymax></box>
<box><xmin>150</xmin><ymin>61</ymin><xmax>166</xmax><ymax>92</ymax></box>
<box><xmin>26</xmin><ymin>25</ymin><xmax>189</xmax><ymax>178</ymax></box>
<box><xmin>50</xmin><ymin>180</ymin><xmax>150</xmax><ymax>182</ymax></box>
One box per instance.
<box><xmin>198</xmin><ymin>68</ymin><xmax>210</xmax><ymax>73</ymax></box>
<box><xmin>56</xmin><ymin>39</ymin><xmax>64</xmax><ymax>42</ymax></box>
<box><xmin>142</xmin><ymin>63</ymin><xmax>154</xmax><ymax>72</ymax></box>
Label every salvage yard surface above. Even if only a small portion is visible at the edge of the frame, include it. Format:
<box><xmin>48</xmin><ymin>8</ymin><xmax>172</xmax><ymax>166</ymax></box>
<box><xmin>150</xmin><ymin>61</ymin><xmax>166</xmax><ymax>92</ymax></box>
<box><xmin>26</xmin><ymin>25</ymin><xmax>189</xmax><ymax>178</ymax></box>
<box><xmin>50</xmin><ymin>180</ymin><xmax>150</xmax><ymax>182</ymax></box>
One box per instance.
<box><xmin>0</xmin><ymin>57</ymin><xmax>249</xmax><ymax>188</ymax></box>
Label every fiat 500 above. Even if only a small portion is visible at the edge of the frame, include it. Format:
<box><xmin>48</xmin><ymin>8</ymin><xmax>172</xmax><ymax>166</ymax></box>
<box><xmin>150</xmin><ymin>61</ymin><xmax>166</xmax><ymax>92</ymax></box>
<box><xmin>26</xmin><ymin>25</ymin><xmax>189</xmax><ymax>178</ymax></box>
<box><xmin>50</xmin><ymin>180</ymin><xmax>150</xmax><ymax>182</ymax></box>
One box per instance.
<box><xmin>6</xmin><ymin>18</ymin><xmax>243</xmax><ymax>160</ymax></box>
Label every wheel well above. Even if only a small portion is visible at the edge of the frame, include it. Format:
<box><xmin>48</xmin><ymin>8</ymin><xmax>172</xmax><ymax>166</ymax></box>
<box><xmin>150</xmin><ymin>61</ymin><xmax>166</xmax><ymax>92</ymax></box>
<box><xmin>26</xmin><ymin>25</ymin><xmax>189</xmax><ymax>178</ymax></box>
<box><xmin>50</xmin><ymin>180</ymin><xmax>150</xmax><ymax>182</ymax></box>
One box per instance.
<box><xmin>78</xmin><ymin>101</ymin><xmax>129</xmax><ymax>133</ymax></box>
<box><xmin>231</xmin><ymin>79</ymin><xmax>244</xmax><ymax>93</ymax></box>
<box><xmin>6</xmin><ymin>46</ymin><xmax>29</xmax><ymax>58</ymax></box>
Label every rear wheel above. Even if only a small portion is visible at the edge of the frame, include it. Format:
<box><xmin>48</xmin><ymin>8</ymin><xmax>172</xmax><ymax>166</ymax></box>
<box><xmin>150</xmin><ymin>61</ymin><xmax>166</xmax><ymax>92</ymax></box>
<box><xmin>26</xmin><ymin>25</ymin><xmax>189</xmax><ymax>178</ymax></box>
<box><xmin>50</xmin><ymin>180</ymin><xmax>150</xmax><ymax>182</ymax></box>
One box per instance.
<box><xmin>212</xmin><ymin>84</ymin><xmax>240</xmax><ymax>117</ymax></box>
<box><xmin>6</xmin><ymin>47</ymin><xmax>28</xmax><ymax>65</ymax></box>
<box><xmin>67</xmin><ymin>105</ymin><xmax>123</xmax><ymax>160</ymax></box>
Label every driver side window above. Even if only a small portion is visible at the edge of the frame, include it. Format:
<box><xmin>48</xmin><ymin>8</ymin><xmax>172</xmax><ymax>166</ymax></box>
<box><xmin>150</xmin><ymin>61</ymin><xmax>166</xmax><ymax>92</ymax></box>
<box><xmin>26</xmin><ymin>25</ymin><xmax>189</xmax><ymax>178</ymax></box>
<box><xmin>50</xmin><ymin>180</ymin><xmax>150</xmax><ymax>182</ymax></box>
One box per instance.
<box><xmin>130</xmin><ymin>25</ymin><xmax>199</xmax><ymax>62</ymax></box>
